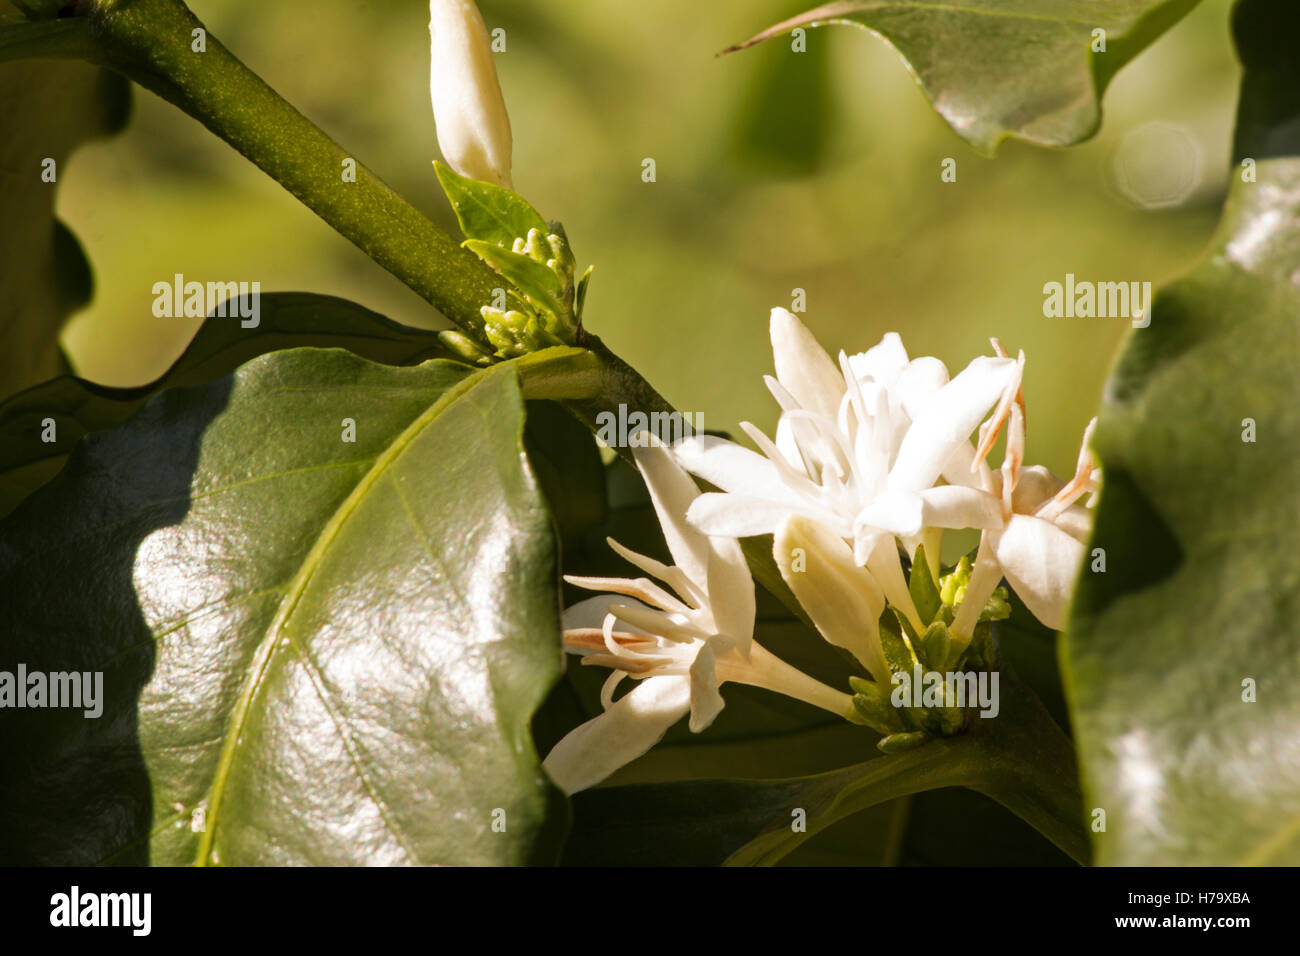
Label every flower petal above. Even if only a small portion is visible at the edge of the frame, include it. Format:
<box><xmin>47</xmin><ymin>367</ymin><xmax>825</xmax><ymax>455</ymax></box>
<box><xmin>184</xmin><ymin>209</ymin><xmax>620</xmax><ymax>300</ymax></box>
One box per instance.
<box><xmin>951</xmin><ymin>532</ymin><xmax>1004</xmax><ymax>643</ymax></box>
<box><xmin>895</xmin><ymin>356</ymin><xmax>950</xmax><ymax>420</ymax></box>
<box><xmin>605</xmin><ymin>538</ymin><xmax>707</xmax><ymax>610</ymax></box>
<box><xmin>687</xmin><ymin>644</ymin><xmax>727</xmax><ymax>732</ymax></box>
<box><xmin>704</xmin><ymin>533</ymin><xmax>755</xmax><ymax>654</ymax></box>
<box><xmin>561</xmin><ymin>594</ymin><xmax>625</xmax><ymax>631</ymax></box>
<box><xmin>1052</xmin><ymin>503</ymin><xmax>1094</xmax><ymax>543</ymax></box>
<box><xmin>1009</xmin><ymin>464</ymin><xmax>1065</xmax><ymax>512</ymax></box>
<box><xmin>855</xmin><ymin>490</ymin><xmax>923</xmax><ymax>538</ymax></box>
<box><xmin>940</xmin><ymin>439</ymin><xmax>994</xmax><ymax>491</ymax></box>
<box><xmin>774</xmin><ymin>415</ymin><xmax>805</xmax><ymax>475</ymax></box>
<box><xmin>632</xmin><ymin>436</ymin><xmax>709</xmax><ymax>585</ymax></box>
<box><xmin>541</xmin><ymin>675</ymin><xmax>692</xmax><ymax>794</ymax></box>
<box><xmin>672</xmin><ymin>433</ymin><xmax>790</xmax><ymax>500</ymax></box>
<box><xmin>993</xmin><ymin>514</ymin><xmax>1086</xmax><ymax>631</ymax></box>
<box><xmin>858</xmin><ymin>485</ymin><xmax>1004</xmax><ymax>538</ymax></box>
<box><xmin>770</xmin><ymin>308</ymin><xmax>845</xmax><ymax>421</ymax></box>
<box><xmin>887</xmin><ymin>355</ymin><xmax>1020</xmax><ymax>493</ymax></box>
<box><xmin>687</xmin><ymin>492</ymin><xmax>786</xmax><ymax>537</ymax></box>
<box><xmin>863</xmin><ymin>533</ymin><xmax>924</xmax><ymax>633</ymax></box>
<box><xmin>846</xmin><ymin>332</ymin><xmax>910</xmax><ymax>389</ymax></box>
<box><xmin>775</xmin><ymin>515</ymin><xmax>889</xmax><ymax>684</ymax></box>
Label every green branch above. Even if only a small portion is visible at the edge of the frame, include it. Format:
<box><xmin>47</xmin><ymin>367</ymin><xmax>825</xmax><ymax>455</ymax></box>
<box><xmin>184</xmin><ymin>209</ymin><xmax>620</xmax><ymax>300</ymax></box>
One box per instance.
<box><xmin>83</xmin><ymin>0</ymin><xmax>496</xmax><ymax>331</ymax></box>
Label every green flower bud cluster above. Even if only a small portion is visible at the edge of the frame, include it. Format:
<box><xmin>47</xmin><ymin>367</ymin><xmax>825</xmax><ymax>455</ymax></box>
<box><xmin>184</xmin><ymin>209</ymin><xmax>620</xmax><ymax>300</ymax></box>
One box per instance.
<box><xmin>850</xmin><ymin>545</ymin><xmax>1010</xmax><ymax>753</ymax></box>
<box><xmin>433</xmin><ymin>161</ymin><xmax>595</xmax><ymax>363</ymax></box>
<box><xmin>439</xmin><ymin>223</ymin><xmax>593</xmax><ymax>363</ymax></box>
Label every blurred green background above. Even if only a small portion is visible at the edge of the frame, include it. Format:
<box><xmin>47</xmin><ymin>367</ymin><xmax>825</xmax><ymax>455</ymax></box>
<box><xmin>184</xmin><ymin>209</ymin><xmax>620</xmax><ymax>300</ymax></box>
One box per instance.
<box><xmin>56</xmin><ymin>0</ymin><xmax>1239</xmax><ymax>478</ymax></box>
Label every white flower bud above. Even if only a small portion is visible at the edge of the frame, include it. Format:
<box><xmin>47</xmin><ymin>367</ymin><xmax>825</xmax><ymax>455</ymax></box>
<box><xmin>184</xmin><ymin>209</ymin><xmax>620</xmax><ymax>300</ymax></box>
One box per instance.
<box><xmin>429</xmin><ymin>0</ymin><xmax>513</xmax><ymax>188</ymax></box>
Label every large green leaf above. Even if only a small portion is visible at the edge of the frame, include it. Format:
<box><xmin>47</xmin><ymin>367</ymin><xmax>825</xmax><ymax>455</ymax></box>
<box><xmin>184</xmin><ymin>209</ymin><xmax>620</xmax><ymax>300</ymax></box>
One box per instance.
<box><xmin>0</xmin><ymin>18</ymin><xmax>130</xmax><ymax>398</ymax></box>
<box><xmin>0</xmin><ymin>293</ymin><xmax>450</xmax><ymax>519</ymax></box>
<box><xmin>0</xmin><ymin>351</ymin><xmax>575</xmax><ymax>865</ymax></box>
<box><xmin>725</xmin><ymin>0</ymin><xmax>1200</xmax><ymax>153</ymax></box>
<box><xmin>1063</xmin><ymin>0</ymin><xmax>1300</xmax><ymax>866</ymax></box>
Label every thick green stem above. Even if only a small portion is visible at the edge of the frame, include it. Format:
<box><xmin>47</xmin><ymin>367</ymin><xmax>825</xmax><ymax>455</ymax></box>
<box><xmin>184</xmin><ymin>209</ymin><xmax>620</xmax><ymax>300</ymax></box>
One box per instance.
<box><xmin>85</xmin><ymin>0</ymin><xmax>497</xmax><ymax>332</ymax></box>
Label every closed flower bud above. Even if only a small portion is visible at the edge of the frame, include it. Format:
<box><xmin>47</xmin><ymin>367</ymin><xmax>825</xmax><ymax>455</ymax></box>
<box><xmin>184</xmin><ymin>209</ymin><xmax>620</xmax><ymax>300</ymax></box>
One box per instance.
<box><xmin>429</xmin><ymin>0</ymin><xmax>513</xmax><ymax>187</ymax></box>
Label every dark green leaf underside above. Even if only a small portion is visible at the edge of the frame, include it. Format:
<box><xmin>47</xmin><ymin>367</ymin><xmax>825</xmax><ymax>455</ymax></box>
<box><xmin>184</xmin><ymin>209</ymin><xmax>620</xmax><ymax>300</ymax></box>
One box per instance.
<box><xmin>0</xmin><ymin>351</ymin><xmax>565</xmax><ymax>865</ymax></box>
<box><xmin>726</xmin><ymin>0</ymin><xmax>1200</xmax><ymax>153</ymax></box>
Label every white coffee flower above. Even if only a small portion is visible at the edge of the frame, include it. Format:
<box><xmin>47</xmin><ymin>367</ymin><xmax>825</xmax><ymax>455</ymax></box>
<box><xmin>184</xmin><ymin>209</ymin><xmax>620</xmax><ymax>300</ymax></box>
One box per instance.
<box><xmin>542</xmin><ymin>435</ymin><xmax>856</xmax><ymax>794</ymax></box>
<box><xmin>674</xmin><ymin>308</ymin><xmax>1020</xmax><ymax>630</ymax></box>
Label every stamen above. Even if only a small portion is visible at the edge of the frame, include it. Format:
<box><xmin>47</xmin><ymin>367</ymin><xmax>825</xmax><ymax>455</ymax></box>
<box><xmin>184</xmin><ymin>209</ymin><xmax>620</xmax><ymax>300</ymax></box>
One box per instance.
<box><xmin>608</xmin><ymin>602</ymin><xmax>702</xmax><ymax>644</ymax></box>
<box><xmin>582</xmin><ymin>653</ymin><xmax>670</xmax><ymax>676</ymax></box>
<box><xmin>1076</xmin><ymin>417</ymin><xmax>1098</xmax><ymax>475</ymax></box>
<box><xmin>741</xmin><ymin>420</ymin><xmax>833</xmax><ymax>497</ymax></box>
<box><xmin>599</xmin><ymin>669</ymin><xmax>626</xmax><ymax>709</ymax></box>
<box><xmin>562</xmin><ymin>627</ymin><xmax>658</xmax><ymax>653</ymax></box>
<box><xmin>1000</xmin><ymin>396</ymin><xmax>1025</xmax><ymax>518</ymax></box>
<box><xmin>1036</xmin><ymin>418</ymin><xmax>1098</xmax><ymax>522</ymax></box>
<box><xmin>562</xmin><ymin>574</ymin><xmax>687</xmax><ymax>614</ymax></box>
<box><xmin>776</xmin><ymin>410</ymin><xmax>855</xmax><ymax>484</ymax></box>
<box><xmin>973</xmin><ymin>344</ymin><xmax>1026</xmax><ymax>469</ymax></box>
<box><xmin>605</xmin><ymin>538</ymin><xmax>706</xmax><ymax>610</ymax></box>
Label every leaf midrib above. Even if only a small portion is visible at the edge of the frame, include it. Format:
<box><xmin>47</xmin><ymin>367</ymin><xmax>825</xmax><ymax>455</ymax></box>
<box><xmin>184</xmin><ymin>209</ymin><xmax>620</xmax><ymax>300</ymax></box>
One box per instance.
<box><xmin>193</xmin><ymin>366</ymin><xmax>484</xmax><ymax>865</ymax></box>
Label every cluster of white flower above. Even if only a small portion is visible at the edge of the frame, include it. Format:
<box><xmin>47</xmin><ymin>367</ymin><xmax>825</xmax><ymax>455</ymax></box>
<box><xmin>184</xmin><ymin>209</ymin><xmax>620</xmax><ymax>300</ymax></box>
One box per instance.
<box><xmin>543</xmin><ymin>309</ymin><xmax>1099</xmax><ymax>794</ymax></box>
<box><xmin>423</xmin><ymin>0</ymin><xmax>1099</xmax><ymax>795</ymax></box>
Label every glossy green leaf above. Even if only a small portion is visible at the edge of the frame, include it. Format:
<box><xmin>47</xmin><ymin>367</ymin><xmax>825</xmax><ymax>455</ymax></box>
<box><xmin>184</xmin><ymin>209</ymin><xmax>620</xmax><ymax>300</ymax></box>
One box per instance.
<box><xmin>725</xmin><ymin>0</ymin><xmax>1200</xmax><ymax>153</ymax></box>
<box><xmin>434</xmin><ymin>160</ymin><xmax>549</xmax><ymax>250</ymax></box>
<box><xmin>888</xmin><ymin>787</ymin><xmax>1074</xmax><ymax>866</ymax></box>
<box><xmin>0</xmin><ymin>352</ymin><xmax>570</xmax><ymax>864</ymax></box>
<box><xmin>564</xmin><ymin>671</ymin><xmax>1086</xmax><ymax>865</ymax></box>
<box><xmin>1063</xmin><ymin>0</ymin><xmax>1300</xmax><ymax>866</ymax></box>
<box><xmin>0</xmin><ymin>51</ymin><xmax>129</xmax><ymax>399</ymax></box>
